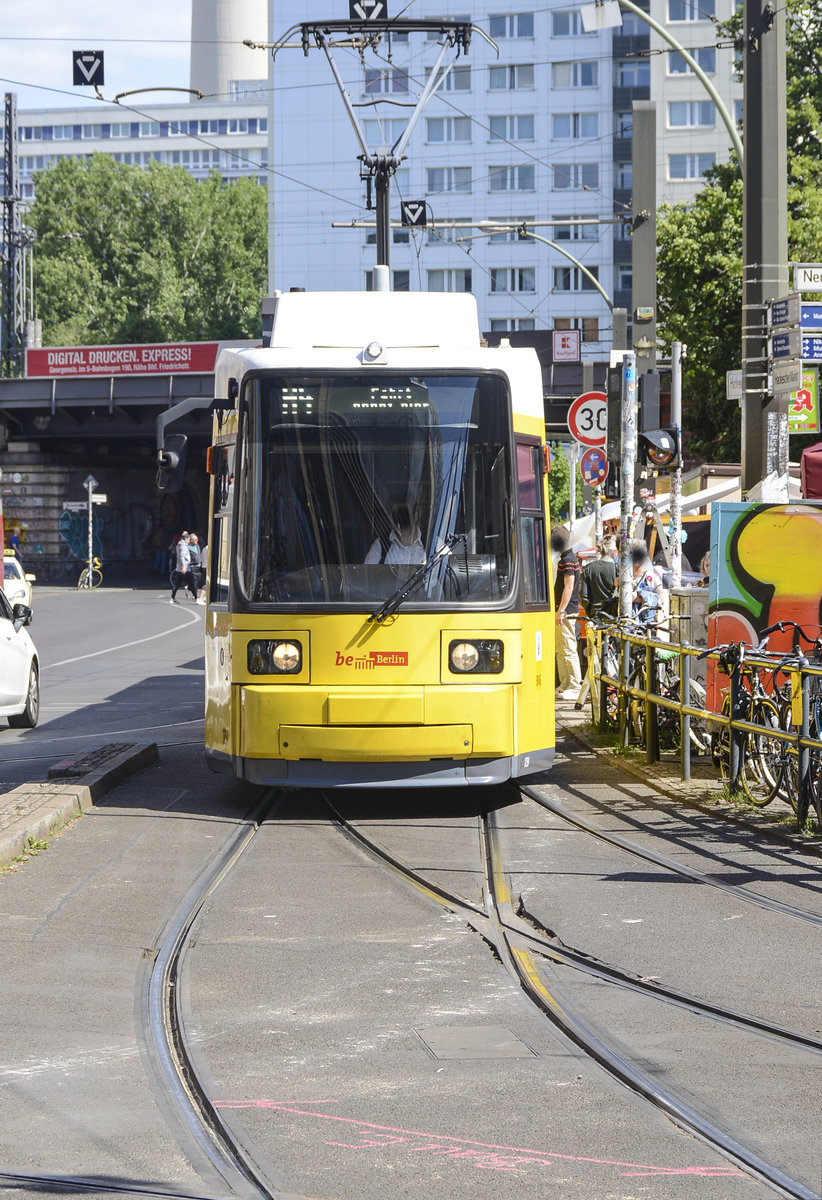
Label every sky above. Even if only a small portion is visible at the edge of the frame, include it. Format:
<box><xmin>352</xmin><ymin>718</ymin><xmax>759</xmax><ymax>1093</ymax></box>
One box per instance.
<box><xmin>1</xmin><ymin>1</ymin><xmax>195</xmax><ymax>115</ymax></box>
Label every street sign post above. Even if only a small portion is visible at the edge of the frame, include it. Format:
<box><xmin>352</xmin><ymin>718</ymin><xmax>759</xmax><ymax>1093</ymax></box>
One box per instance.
<box><xmin>579</xmin><ymin>446</ymin><xmax>609</xmax><ymax>486</ymax></box>
<box><xmin>726</xmin><ymin>369</ymin><xmax>743</xmax><ymax>401</ymax></box>
<box><xmin>773</xmin><ymin>357</ymin><xmax>804</xmax><ymax>404</ymax></box>
<box><xmin>770</xmin><ymin>293</ymin><xmax>801</xmax><ymax>328</ymax></box>
<box><xmin>794</xmin><ymin>264</ymin><xmax>822</xmax><ymax>292</ymax></box>
<box><xmin>566</xmin><ymin>390</ymin><xmax>606</xmax><ymax>447</ymax></box>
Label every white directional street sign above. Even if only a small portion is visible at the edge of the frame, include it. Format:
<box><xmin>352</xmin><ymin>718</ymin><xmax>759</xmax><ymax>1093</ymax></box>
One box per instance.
<box><xmin>84</xmin><ymin>474</ymin><xmax>98</xmax><ymax>490</ymax></box>
<box><xmin>349</xmin><ymin>0</ymin><xmax>386</xmax><ymax>17</ymax></box>
<box><xmin>73</xmin><ymin>50</ymin><xmax>105</xmax><ymax>86</ymax></box>
<box><xmin>770</xmin><ymin>293</ymin><xmax>801</xmax><ymax>328</ymax></box>
<box><xmin>726</xmin><ymin>369</ymin><xmax>743</xmax><ymax>401</ymax></box>
<box><xmin>400</xmin><ymin>201</ymin><xmax>427</xmax><ymax>227</ymax></box>
<box><xmin>62</xmin><ymin>501</ymin><xmax>87</xmax><ymax>512</ymax></box>
<box><xmin>794</xmin><ymin>263</ymin><xmax>822</xmax><ymax>293</ymax></box>
<box><xmin>773</xmin><ymin>357</ymin><xmax>804</xmax><ymax>402</ymax></box>
<box><xmin>771</xmin><ymin>328</ymin><xmax>803</xmax><ymax>359</ymax></box>
<box><xmin>91</xmin><ymin>493</ymin><xmax>108</xmax><ymax>504</ymax></box>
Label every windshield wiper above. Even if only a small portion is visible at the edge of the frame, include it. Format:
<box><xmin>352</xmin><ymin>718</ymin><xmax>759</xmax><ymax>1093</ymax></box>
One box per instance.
<box><xmin>367</xmin><ymin>534</ymin><xmax>464</xmax><ymax>623</ymax></box>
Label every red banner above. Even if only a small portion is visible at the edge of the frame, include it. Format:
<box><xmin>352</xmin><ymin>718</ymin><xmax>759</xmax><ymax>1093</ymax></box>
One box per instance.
<box><xmin>25</xmin><ymin>341</ymin><xmax>221</xmax><ymax>378</ymax></box>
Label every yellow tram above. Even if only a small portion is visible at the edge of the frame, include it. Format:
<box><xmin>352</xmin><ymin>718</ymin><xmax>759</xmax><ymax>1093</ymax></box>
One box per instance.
<box><xmin>165</xmin><ymin>289</ymin><xmax>555</xmax><ymax>787</ymax></box>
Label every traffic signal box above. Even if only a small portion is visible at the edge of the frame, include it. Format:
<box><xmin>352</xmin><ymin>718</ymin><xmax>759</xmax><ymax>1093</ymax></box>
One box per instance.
<box><xmin>637</xmin><ymin>369</ymin><xmax>680</xmax><ymax>472</ymax></box>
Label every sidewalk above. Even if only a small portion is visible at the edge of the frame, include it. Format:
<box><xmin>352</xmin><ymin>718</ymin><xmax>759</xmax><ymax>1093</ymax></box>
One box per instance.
<box><xmin>0</xmin><ymin>743</ymin><xmax>158</xmax><ymax>871</ymax></box>
<box><xmin>553</xmin><ymin>694</ymin><xmax>822</xmax><ymax>855</ymax></box>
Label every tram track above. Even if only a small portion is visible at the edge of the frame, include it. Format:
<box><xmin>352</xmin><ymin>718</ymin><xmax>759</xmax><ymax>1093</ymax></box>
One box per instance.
<box><xmin>323</xmin><ymin>790</ymin><xmax>822</xmax><ymax>1200</ymax></box>
<box><xmin>136</xmin><ymin>788</ymin><xmax>290</xmax><ymax>1200</ymax></box>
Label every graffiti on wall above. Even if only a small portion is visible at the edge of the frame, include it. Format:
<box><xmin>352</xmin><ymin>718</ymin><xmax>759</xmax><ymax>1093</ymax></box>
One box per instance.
<box><xmin>707</xmin><ymin>501</ymin><xmax>822</xmax><ymax>704</ymax></box>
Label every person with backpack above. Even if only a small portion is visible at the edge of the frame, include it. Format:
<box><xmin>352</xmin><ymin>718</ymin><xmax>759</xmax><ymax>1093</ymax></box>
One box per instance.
<box><xmin>630</xmin><ymin>539</ymin><xmax>665</xmax><ymax>628</ymax></box>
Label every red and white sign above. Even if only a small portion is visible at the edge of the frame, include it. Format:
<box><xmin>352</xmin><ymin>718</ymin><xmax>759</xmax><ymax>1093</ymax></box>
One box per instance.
<box><xmin>566</xmin><ymin>390</ymin><xmax>607</xmax><ymax>447</ymax></box>
<box><xmin>26</xmin><ymin>341</ymin><xmax>223</xmax><ymax>379</ymax></box>
<box><xmin>553</xmin><ymin>329</ymin><xmax>581</xmax><ymax>362</ymax></box>
<box><xmin>580</xmin><ymin>445</ymin><xmax>609</xmax><ymax>486</ymax></box>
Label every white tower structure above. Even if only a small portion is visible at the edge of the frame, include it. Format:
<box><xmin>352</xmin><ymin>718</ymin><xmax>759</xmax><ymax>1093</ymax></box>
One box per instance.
<box><xmin>190</xmin><ymin>0</ymin><xmax>268</xmax><ymax>99</ymax></box>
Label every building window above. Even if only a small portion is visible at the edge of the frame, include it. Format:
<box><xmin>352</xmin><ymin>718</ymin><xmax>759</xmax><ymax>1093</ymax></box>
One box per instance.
<box><xmin>428</xmin><ymin>64</ymin><xmax>471</xmax><ymax>91</ymax></box>
<box><xmin>668</xmin><ymin>100</ymin><xmax>716</xmax><ymax>127</ymax></box>
<box><xmin>365</xmin><ymin>270</ymin><xmax>410</xmax><ymax>291</ymax></box>
<box><xmin>428</xmin><ymin>15</ymin><xmax>470</xmax><ymax>38</ymax></box>
<box><xmin>551</xmin><ymin>9</ymin><xmax>595</xmax><ymax>35</ymax></box>
<box><xmin>490</xmin><ymin>267</ymin><xmax>535</xmax><ymax>293</ymax></box>
<box><xmin>365</xmin><ymin>67</ymin><xmax>409</xmax><ymax>94</ymax></box>
<box><xmin>668</xmin><ymin>47</ymin><xmax>715</xmax><ymax>74</ymax></box>
<box><xmin>556</xmin><ymin>316</ymin><xmax>600</xmax><ymax>342</ymax></box>
<box><xmin>228</xmin><ymin>79</ymin><xmax>267</xmax><ymax>102</ymax></box>
<box><xmin>668</xmin><ymin>0</ymin><xmax>715</xmax><ymax>18</ymax></box>
<box><xmin>551</xmin><ymin>61</ymin><xmax>598</xmax><ymax>87</ymax></box>
<box><xmin>552</xmin><ymin>112</ymin><xmax>598</xmax><ymax>138</ymax></box>
<box><xmin>139</xmin><ymin>122</ymin><xmax>162</xmax><ymax>137</ymax></box>
<box><xmin>615</xmin><ymin>162</ymin><xmax>632</xmax><ymax>189</ymax></box>
<box><xmin>616</xmin><ymin>59</ymin><xmax>650</xmax><ymax>87</ymax></box>
<box><xmin>427</xmin><ymin>268</ymin><xmax>473</xmax><ymax>292</ymax></box>
<box><xmin>426</xmin><ymin>116</ymin><xmax>472</xmax><ymax>142</ymax></box>
<box><xmin>490</xmin><ymin>318</ymin><xmax>536</xmax><ymax>331</ymax></box>
<box><xmin>53</xmin><ymin>125</ymin><xmax>75</xmax><ymax>140</ymax></box>
<box><xmin>21</xmin><ymin>127</ymin><xmax>43</xmax><ymax>141</ymax></box>
<box><xmin>489</xmin><ymin>12</ymin><xmax>534</xmax><ymax>37</ymax></box>
<box><xmin>552</xmin><ymin>163</ymin><xmax>599</xmax><ymax>190</ymax></box>
<box><xmin>553</xmin><ymin>215</ymin><xmax>597</xmax><ymax>241</ymax></box>
<box><xmin>426</xmin><ymin>166</ymin><xmax>472</xmax><ymax>193</ymax></box>
<box><xmin>553</xmin><ymin>266</ymin><xmax>600</xmax><ymax>292</ymax></box>
<box><xmin>614</xmin><ymin>110</ymin><xmax>633</xmax><ymax>136</ymax></box>
<box><xmin>489</xmin><ymin>164</ymin><xmax>535</xmax><ymax>191</ymax></box>
<box><xmin>366</xmin><ymin>228</ymin><xmax>411</xmax><ymax>246</ymax></box>
<box><xmin>489</xmin><ymin>63</ymin><xmax>535</xmax><ymax>90</ymax></box>
<box><xmin>427</xmin><ymin>219</ymin><xmax>472</xmax><ymax>244</ymax></box>
<box><xmin>617</xmin><ymin>265</ymin><xmax>633</xmax><ymax>290</ymax></box>
<box><xmin>227</xmin><ymin>118</ymin><xmax>249</xmax><ymax>134</ymax></box>
<box><xmin>668</xmin><ymin>152</ymin><xmax>716</xmax><ymax>179</ymax></box>
<box><xmin>364</xmin><ymin>118</ymin><xmax>406</xmax><ymax>145</ymax></box>
<box><xmin>489</xmin><ymin>114</ymin><xmax>535</xmax><ymax>141</ymax></box>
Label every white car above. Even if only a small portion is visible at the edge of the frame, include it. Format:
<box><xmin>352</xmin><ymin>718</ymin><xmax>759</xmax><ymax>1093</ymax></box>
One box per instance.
<box><xmin>0</xmin><ymin>589</ymin><xmax>39</xmax><ymax>728</ymax></box>
<box><xmin>3</xmin><ymin>554</ymin><xmax>36</xmax><ymax>607</ymax></box>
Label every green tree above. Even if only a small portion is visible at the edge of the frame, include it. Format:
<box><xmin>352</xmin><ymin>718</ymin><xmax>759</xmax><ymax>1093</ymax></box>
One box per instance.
<box><xmin>656</xmin><ymin>0</ymin><xmax>822</xmax><ymax>461</ymax></box>
<box><xmin>29</xmin><ymin>155</ymin><xmax>268</xmax><ymax>346</ymax></box>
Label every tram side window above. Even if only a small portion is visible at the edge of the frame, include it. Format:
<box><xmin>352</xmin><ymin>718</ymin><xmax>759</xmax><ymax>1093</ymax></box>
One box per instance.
<box><xmin>517</xmin><ymin>439</ymin><xmax>548</xmax><ymax>605</ymax></box>
<box><xmin>209</xmin><ymin>441</ymin><xmax>236</xmax><ymax>605</ymax></box>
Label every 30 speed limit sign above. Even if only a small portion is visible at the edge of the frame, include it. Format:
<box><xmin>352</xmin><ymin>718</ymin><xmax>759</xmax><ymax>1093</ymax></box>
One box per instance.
<box><xmin>566</xmin><ymin>390</ymin><xmax>606</xmax><ymax>447</ymax></box>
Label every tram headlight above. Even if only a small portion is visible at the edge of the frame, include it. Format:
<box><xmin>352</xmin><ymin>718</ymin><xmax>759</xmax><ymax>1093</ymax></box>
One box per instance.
<box><xmin>448</xmin><ymin>639</ymin><xmax>504</xmax><ymax>675</ymax></box>
<box><xmin>247</xmin><ymin>639</ymin><xmax>303</xmax><ymax>675</ymax></box>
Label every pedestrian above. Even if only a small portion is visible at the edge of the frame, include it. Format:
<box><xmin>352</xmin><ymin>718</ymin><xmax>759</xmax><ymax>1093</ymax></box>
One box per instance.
<box><xmin>579</xmin><ymin>535</ymin><xmax>618</xmax><ymax>623</ymax></box>
<box><xmin>551</xmin><ymin>525</ymin><xmax>583</xmax><ymax>701</ymax></box>
<box><xmin>189</xmin><ymin>533</ymin><xmax>207</xmax><ymax>605</ymax></box>
<box><xmin>170</xmin><ymin>530</ymin><xmax>197</xmax><ymax>603</ymax></box>
<box><xmin>630</xmin><ymin>539</ymin><xmax>665</xmax><ymax>625</ymax></box>
<box><xmin>8</xmin><ymin>526</ymin><xmax>22</xmax><ymax>561</ymax></box>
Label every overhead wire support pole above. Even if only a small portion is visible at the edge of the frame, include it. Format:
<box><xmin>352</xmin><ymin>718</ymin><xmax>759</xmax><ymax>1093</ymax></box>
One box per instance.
<box><xmin>280</xmin><ymin>18</ymin><xmax>496</xmax><ymax>281</ymax></box>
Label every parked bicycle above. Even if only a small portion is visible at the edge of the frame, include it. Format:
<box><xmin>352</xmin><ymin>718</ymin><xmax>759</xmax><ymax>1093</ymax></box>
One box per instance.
<box><xmin>77</xmin><ymin>556</ymin><xmax>103</xmax><ymax>590</ymax></box>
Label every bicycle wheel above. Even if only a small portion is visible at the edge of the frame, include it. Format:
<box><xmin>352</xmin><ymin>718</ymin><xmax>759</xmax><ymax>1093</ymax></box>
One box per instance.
<box><xmin>740</xmin><ymin>697</ymin><xmax>785</xmax><ymax>806</ymax></box>
<box><xmin>77</xmin><ymin>568</ymin><xmax>90</xmax><ymax>590</ymax></box>
<box><xmin>592</xmin><ymin>638</ymin><xmax>620</xmax><ymax>728</ymax></box>
<box><xmin>626</xmin><ymin>665</ymin><xmax>646</xmax><ymax>746</ymax></box>
<box><xmin>90</xmin><ymin>567</ymin><xmax>103</xmax><ymax>589</ymax></box>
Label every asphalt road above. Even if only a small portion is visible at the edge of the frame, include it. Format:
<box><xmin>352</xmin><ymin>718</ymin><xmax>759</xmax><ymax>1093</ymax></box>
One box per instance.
<box><xmin>0</xmin><ymin>586</ymin><xmax>819</xmax><ymax>1200</ymax></box>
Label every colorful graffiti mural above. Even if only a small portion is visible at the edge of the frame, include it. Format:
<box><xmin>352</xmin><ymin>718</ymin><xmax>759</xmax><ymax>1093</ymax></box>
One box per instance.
<box><xmin>707</xmin><ymin>501</ymin><xmax>822</xmax><ymax>706</ymax></box>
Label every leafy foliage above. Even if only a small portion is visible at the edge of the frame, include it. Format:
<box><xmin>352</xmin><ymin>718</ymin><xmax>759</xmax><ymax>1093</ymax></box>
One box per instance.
<box><xmin>657</xmin><ymin>0</ymin><xmax>822</xmax><ymax>461</ymax></box>
<box><xmin>29</xmin><ymin>156</ymin><xmax>268</xmax><ymax>345</ymax></box>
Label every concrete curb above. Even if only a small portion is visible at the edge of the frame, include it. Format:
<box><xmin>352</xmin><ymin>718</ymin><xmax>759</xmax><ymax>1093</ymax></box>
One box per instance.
<box><xmin>0</xmin><ymin>742</ymin><xmax>159</xmax><ymax>871</ymax></box>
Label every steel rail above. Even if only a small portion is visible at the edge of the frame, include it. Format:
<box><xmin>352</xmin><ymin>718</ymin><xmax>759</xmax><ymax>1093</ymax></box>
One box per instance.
<box><xmin>521</xmin><ymin>785</ymin><xmax>822</xmax><ymax>928</ymax></box>
<box><xmin>479</xmin><ymin>808</ymin><xmax>817</xmax><ymax>1200</ymax></box>
<box><xmin>321</xmin><ymin>796</ymin><xmax>820</xmax><ymax>1200</ymax></box>
<box><xmin>139</xmin><ymin>791</ymin><xmax>288</xmax><ymax>1200</ymax></box>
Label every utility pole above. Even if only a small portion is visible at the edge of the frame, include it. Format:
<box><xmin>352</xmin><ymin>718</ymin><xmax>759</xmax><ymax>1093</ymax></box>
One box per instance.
<box><xmin>632</xmin><ymin>101</ymin><xmax>657</xmax><ymax>373</ymax></box>
<box><xmin>618</xmin><ymin>351</ymin><xmax>638</xmax><ymax>618</ymax></box>
<box><xmin>740</xmin><ymin>0</ymin><xmax>787</xmax><ymax>494</ymax></box>
<box><xmin>1</xmin><ymin>93</ymin><xmax>24</xmax><ymax>377</ymax></box>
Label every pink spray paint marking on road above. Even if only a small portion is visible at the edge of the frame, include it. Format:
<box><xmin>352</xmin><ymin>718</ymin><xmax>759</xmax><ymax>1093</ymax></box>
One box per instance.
<box><xmin>214</xmin><ymin>1099</ymin><xmax>744</xmax><ymax>1179</ymax></box>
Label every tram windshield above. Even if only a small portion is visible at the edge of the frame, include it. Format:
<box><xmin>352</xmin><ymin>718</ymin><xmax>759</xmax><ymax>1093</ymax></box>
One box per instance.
<box><xmin>235</xmin><ymin>372</ymin><xmax>514</xmax><ymax>607</ymax></box>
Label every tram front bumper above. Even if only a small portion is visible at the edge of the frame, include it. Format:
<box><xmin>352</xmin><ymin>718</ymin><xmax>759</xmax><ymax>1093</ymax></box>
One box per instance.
<box><xmin>237</xmin><ymin>683</ymin><xmax>513</xmax><ymax>761</ymax></box>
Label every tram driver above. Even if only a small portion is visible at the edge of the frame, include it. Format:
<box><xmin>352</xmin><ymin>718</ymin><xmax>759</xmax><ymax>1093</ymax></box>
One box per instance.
<box><xmin>364</xmin><ymin>503</ymin><xmax>427</xmax><ymax>566</ymax></box>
